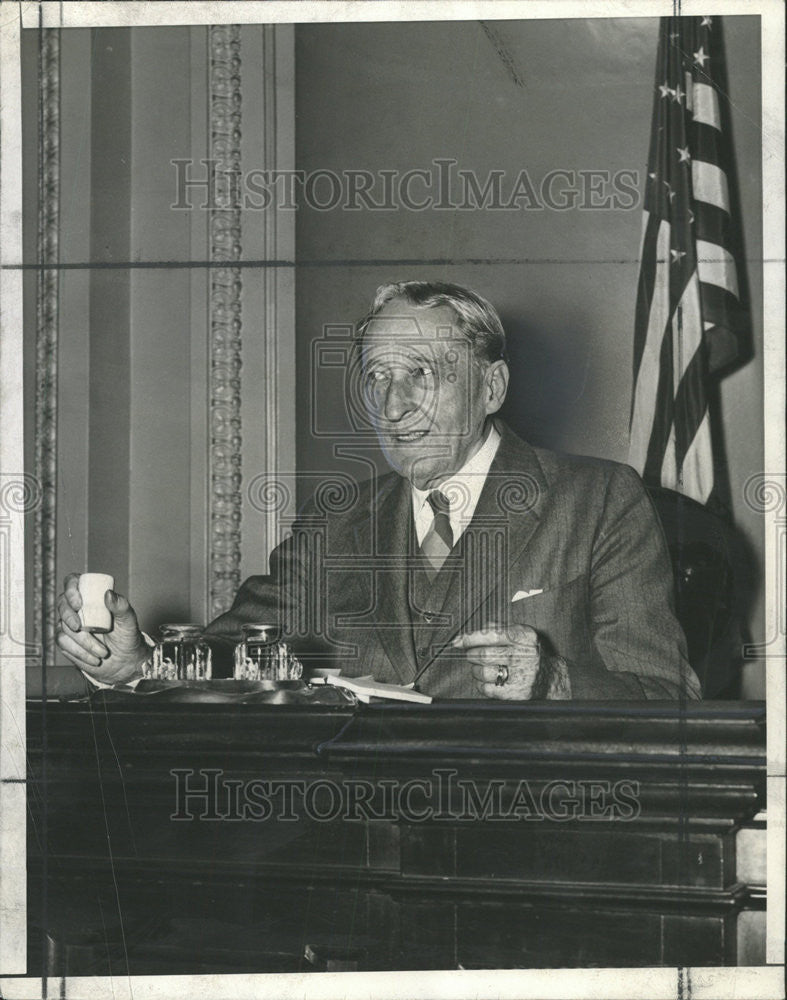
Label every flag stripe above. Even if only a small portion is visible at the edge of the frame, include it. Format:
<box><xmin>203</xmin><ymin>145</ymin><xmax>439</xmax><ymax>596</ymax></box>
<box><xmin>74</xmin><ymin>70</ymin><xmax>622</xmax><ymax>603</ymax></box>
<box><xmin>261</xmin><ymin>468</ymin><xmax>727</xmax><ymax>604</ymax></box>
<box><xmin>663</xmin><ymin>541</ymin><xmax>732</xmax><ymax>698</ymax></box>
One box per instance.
<box><xmin>629</xmin><ymin>219</ymin><xmax>673</xmax><ymax>468</ymax></box>
<box><xmin>693</xmin><ymin>199</ymin><xmax>732</xmax><ymax>248</ymax></box>
<box><xmin>701</xmin><ymin>322</ymin><xmax>742</xmax><ymax>372</ymax></box>
<box><xmin>671</xmin><ymin>272</ymin><xmax>704</xmax><ymax>387</ymax></box>
<box><xmin>680</xmin><ymin>411</ymin><xmax>714</xmax><ymax>502</ymax></box>
<box><xmin>692</xmin><ymin>159</ymin><xmax>730</xmax><ymax>212</ymax></box>
<box><xmin>673</xmin><ymin>328</ymin><xmax>708</xmax><ymax>466</ymax></box>
<box><xmin>660</xmin><ymin>425</ymin><xmax>678</xmax><ymax>491</ymax></box>
<box><xmin>700</xmin><ymin>280</ymin><xmax>744</xmax><ymax>328</ymax></box>
<box><xmin>696</xmin><ymin>239</ymin><xmax>740</xmax><ymax>297</ymax></box>
<box><xmin>632</xmin><ymin>210</ymin><xmax>663</xmax><ymax>380</ymax></box>
<box><xmin>646</xmin><ymin>275</ymin><xmax>703</xmax><ymax>485</ymax></box>
<box><xmin>689</xmin><ymin>118</ymin><xmax>726</xmax><ymax>161</ymax></box>
<box><xmin>691</xmin><ymin>81</ymin><xmax>721</xmax><ymax>129</ymax></box>
<box><xmin>644</xmin><ymin>326</ymin><xmax>675</xmax><ymax>484</ymax></box>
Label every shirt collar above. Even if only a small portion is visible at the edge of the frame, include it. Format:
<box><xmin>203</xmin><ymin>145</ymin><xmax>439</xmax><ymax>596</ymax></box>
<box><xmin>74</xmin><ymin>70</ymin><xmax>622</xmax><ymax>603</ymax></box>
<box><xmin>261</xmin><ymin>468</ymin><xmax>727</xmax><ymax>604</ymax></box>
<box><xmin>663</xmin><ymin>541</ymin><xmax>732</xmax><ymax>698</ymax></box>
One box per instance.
<box><xmin>411</xmin><ymin>423</ymin><xmax>501</xmax><ymax>534</ymax></box>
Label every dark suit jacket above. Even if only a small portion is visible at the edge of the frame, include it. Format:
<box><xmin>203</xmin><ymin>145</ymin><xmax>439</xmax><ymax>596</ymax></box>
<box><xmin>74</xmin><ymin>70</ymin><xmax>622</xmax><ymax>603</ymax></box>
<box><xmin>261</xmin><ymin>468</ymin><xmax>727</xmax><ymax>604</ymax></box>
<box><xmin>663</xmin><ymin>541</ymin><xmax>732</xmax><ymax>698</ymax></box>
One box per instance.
<box><xmin>205</xmin><ymin>422</ymin><xmax>701</xmax><ymax>699</ymax></box>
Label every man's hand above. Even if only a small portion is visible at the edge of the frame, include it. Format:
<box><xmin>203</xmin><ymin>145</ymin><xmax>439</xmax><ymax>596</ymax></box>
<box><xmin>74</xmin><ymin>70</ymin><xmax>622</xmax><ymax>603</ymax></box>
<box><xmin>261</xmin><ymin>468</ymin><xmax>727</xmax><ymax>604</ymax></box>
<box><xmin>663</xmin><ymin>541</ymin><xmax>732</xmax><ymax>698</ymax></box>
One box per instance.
<box><xmin>452</xmin><ymin>623</ymin><xmax>541</xmax><ymax>700</ymax></box>
<box><xmin>56</xmin><ymin>574</ymin><xmax>149</xmax><ymax>686</ymax></box>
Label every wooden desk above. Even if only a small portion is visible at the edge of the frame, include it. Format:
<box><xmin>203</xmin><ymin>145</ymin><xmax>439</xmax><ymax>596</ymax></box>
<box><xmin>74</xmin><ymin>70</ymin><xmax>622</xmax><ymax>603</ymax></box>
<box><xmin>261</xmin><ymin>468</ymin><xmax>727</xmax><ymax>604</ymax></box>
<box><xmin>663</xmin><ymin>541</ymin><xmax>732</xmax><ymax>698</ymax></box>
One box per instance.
<box><xmin>26</xmin><ymin>697</ymin><xmax>766</xmax><ymax>973</ymax></box>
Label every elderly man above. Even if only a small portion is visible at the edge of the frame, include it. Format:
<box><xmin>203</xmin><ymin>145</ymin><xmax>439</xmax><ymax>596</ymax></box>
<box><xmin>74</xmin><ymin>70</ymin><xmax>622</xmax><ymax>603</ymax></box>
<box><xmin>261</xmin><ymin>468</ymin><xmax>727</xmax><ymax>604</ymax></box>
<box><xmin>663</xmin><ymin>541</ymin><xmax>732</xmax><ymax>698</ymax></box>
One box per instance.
<box><xmin>56</xmin><ymin>281</ymin><xmax>701</xmax><ymax>700</ymax></box>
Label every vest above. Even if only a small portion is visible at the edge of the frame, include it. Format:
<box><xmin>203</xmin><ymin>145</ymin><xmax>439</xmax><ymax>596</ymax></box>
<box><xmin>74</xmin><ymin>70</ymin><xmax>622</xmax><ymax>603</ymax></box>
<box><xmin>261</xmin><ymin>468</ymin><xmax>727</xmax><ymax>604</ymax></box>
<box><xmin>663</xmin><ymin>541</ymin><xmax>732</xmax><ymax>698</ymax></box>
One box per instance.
<box><xmin>408</xmin><ymin>525</ymin><xmax>465</xmax><ymax>678</ymax></box>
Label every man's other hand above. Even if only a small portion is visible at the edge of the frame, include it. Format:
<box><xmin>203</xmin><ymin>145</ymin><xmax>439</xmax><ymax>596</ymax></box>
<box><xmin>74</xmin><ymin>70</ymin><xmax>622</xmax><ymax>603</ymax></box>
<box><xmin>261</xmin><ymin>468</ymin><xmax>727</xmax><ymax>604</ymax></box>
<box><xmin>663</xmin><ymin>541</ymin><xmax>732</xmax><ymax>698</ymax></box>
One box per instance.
<box><xmin>452</xmin><ymin>623</ymin><xmax>541</xmax><ymax>699</ymax></box>
<box><xmin>56</xmin><ymin>574</ymin><xmax>149</xmax><ymax>686</ymax></box>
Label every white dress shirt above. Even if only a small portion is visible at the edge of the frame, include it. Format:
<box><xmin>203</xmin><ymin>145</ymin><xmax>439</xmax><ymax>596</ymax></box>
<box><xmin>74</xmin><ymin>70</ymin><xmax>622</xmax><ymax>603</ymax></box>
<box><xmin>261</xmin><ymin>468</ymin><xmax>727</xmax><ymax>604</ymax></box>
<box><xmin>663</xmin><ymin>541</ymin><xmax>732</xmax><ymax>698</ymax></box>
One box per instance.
<box><xmin>411</xmin><ymin>424</ymin><xmax>501</xmax><ymax>547</ymax></box>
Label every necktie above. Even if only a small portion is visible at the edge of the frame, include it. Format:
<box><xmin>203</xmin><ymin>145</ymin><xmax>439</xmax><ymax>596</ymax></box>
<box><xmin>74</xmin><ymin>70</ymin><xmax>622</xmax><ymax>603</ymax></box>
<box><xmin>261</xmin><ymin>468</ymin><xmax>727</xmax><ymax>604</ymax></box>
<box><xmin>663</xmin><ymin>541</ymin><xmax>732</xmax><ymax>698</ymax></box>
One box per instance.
<box><xmin>421</xmin><ymin>490</ymin><xmax>453</xmax><ymax>576</ymax></box>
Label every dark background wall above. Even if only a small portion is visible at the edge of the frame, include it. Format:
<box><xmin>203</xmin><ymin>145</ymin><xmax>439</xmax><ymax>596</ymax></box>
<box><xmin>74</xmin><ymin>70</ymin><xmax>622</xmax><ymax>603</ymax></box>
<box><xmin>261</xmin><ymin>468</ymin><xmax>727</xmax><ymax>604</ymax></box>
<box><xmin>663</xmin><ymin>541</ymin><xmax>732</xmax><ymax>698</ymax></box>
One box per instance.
<box><xmin>294</xmin><ymin>16</ymin><xmax>764</xmax><ymax>695</ymax></box>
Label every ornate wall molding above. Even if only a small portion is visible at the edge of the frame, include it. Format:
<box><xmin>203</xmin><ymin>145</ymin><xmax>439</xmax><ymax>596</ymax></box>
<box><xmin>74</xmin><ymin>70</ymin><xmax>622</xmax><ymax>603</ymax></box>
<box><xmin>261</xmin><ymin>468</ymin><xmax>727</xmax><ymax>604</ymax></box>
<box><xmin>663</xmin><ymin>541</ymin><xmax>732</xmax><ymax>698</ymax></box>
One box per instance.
<box><xmin>259</xmin><ymin>24</ymin><xmax>294</xmax><ymax>560</ymax></box>
<box><xmin>1</xmin><ymin>476</ymin><xmax>43</xmax><ymax>654</ymax></box>
<box><xmin>742</xmin><ymin>473</ymin><xmax>786</xmax><ymax>661</ymax></box>
<box><xmin>33</xmin><ymin>28</ymin><xmax>61</xmax><ymax>663</ymax></box>
<box><xmin>208</xmin><ymin>25</ymin><xmax>243</xmax><ymax>619</ymax></box>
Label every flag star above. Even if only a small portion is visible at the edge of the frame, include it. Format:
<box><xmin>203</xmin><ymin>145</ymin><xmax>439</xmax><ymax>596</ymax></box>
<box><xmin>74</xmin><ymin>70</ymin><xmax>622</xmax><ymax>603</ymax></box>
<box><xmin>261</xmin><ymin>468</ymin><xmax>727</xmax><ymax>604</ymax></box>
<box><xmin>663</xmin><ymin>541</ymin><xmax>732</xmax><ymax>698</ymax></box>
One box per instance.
<box><xmin>701</xmin><ymin>16</ymin><xmax>713</xmax><ymax>28</ymax></box>
<box><xmin>670</xmin><ymin>248</ymin><xmax>687</xmax><ymax>264</ymax></box>
<box><xmin>648</xmin><ymin>171</ymin><xmax>657</xmax><ymax>180</ymax></box>
<box><xmin>693</xmin><ymin>46</ymin><xmax>709</xmax><ymax>67</ymax></box>
<box><xmin>669</xmin><ymin>31</ymin><xmax>680</xmax><ymax>41</ymax></box>
<box><xmin>658</xmin><ymin>81</ymin><xmax>674</xmax><ymax>99</ymax></box>
<box><xmin>671</xmin><ymin>84</ymin><xmax>685</xmax><ymax>103</ymax></box>
<box><xmin>688</xmin><ymin>210</ymin><xmax>695</xmax><ymax>224</ymax></box>
<box><xmin>677</xmin><ymin>146</ymin><xmax>691</xmax><ymax>163</ymax></box>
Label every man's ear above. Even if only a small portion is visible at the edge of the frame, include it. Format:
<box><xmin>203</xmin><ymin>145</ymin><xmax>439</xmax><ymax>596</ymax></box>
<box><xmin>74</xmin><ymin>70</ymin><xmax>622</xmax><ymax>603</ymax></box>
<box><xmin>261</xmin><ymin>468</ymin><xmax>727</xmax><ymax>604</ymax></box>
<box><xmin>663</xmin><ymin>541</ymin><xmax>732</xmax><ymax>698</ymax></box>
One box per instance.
<box><xmin>484</xmin><ymin>360</ymin><xmax>509</xmax><ymax>414</ymax></box>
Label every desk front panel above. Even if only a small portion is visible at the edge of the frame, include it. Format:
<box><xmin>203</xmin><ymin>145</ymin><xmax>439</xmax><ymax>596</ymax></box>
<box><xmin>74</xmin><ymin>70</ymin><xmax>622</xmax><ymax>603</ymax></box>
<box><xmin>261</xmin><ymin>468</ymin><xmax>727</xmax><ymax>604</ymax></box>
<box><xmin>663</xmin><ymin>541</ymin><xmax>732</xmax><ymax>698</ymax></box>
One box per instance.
<box><xmin>26</xmin><ymin>698</ymin><xmax>766</xmax><ymax>973</ymax></box>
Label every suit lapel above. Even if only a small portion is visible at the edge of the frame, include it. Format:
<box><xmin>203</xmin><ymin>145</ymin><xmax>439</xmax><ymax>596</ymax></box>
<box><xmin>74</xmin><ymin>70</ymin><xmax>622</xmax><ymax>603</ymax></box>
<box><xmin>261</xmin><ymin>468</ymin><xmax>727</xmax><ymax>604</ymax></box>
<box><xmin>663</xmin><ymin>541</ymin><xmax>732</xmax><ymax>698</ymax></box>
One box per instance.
<box><xmin>351</xmin><ymin>473</ymin><xmax>417</xmax><ymax>682</ymax></box>
<box><xmin>343</xmin><ymin>424</ymin><xmax>548</xmax><ymax>686</ymax></box>
<box><xmin>418</xmin><ymin>422</ymin><xmax>549</xmax><ymax>670</ymax></box>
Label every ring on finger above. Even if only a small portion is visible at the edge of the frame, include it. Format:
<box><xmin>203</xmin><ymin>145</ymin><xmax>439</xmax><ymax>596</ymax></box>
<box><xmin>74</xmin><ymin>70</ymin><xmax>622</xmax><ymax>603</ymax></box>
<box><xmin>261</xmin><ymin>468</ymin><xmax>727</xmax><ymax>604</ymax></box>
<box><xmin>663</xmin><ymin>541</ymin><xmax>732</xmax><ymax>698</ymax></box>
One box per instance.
<box><xmin>495</xmin><ymin>664</ymin><xmax>509</xmax><ymax>687</ymax></box>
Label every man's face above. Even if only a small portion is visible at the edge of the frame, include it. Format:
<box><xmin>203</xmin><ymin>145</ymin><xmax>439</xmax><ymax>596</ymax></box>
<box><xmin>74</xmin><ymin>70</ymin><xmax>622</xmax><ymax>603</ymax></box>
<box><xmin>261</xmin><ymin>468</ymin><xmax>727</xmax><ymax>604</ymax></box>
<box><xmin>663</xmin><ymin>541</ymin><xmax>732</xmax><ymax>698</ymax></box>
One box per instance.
<box><xmin>360</xmin><ymin>299</ymin><xmax>506</xmax><ymax>489</ymax></box>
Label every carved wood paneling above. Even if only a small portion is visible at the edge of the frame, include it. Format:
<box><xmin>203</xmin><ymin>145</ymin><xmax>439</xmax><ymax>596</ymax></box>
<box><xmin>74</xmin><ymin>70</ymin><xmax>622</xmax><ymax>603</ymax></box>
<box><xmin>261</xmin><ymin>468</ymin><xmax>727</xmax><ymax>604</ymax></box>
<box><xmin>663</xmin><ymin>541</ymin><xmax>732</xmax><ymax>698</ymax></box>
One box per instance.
<box><xmin>236</xmin><ymin>24</ymin><xmax>297</xmax><ymax>579</ymax></box>
<box><xmin>33</xmin><ymin>28</ymin><xmax>60</xmax><ymax>663</ymax></box>
<box><xmin>208</xmin><ymin>25</ymin><xmax>243</xmax><ymax>619</ymax></box>
<box><xmin>0</xmin><ymin>475</ymin><xmax>42</xmax><ymax>653</ymax></box>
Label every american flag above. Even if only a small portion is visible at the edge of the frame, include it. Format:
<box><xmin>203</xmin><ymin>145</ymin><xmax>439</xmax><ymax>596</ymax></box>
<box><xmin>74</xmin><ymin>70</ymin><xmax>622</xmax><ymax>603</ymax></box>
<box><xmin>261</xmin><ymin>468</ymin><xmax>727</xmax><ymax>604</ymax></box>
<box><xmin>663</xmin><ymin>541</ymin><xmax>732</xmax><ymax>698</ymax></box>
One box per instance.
<box><xmin>628</xmin><ymin>16</ymin><xmax>748</xmax><ymax>505</ymax></box>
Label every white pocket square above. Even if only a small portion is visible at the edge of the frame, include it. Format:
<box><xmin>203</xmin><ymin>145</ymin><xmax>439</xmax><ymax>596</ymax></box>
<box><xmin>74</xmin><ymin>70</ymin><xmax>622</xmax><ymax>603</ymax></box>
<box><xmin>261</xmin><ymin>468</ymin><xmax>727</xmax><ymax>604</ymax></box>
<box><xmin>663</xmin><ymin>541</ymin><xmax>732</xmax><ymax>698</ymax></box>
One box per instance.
<box><xmin>511</xmin><ymin>588</ymin><xmax>544</xmax><ymax>602</ymax></box>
